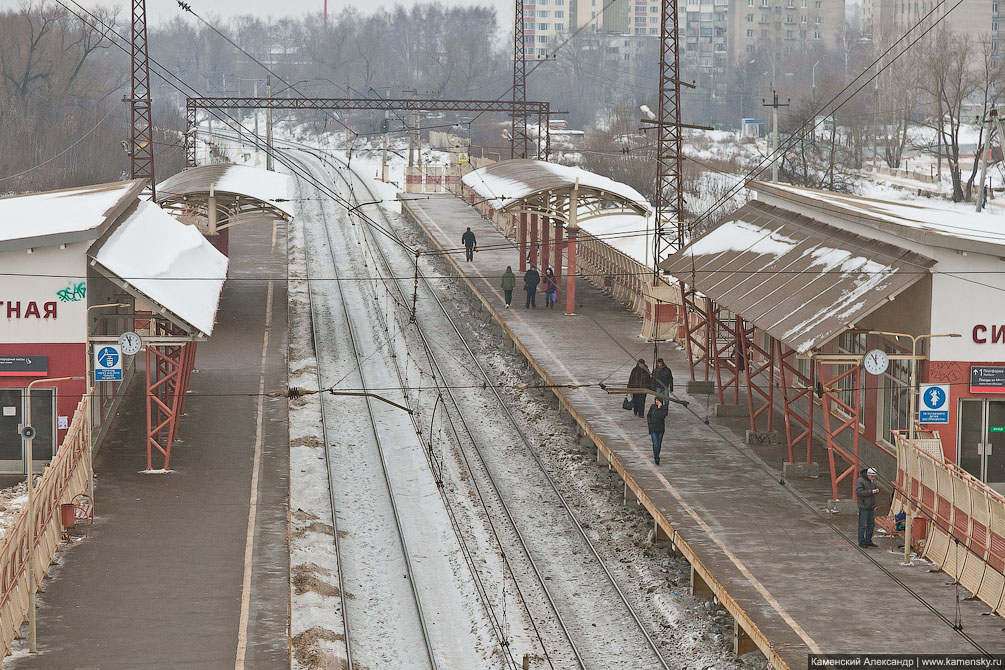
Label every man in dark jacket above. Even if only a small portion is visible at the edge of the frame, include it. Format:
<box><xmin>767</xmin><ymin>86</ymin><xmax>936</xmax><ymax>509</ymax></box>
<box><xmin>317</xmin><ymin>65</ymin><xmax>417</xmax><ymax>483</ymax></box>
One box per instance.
<box><xmin>461</xmin><ymin>227</ymin><xmax>477</xmax><ymax>262</ymax></box>
<box><xmin>524</xmin><ymin>264</ymin><xmax>540</xmax><ymax>308</ymax></box>
<box><xmin>647</xmin><ymin>397</ymin><xmax>668</xmax><ymax>464</ymax></box>
<box><xmin>653</xmin><ymin>358</ymin><xmax>673</xmax><ymax>396</ymax></box>
<box><xmin>855</xmin><ymin>467</ymin><xmax>880</xmax><ymax>548</ymax></box>
<box><xmin>627</xmin><ymin>359</ymin><xmax>651</xmax><ymax>417</ymax></box>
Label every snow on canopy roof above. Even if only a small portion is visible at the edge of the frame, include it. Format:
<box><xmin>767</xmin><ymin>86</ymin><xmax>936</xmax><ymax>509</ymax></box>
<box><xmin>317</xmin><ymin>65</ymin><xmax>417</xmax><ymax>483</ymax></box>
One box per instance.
<box><xmin>157</xmin><ymin>164</ymin><xmax>294</xmax><ymax>217</ymax></box>
<box><xmin>758</xmin><ymin>182</ymin><xmax>1005</xmax><ymax>254</ymax></box>
<box><xmin>661</xmin><ymin>200</ymin><xmax>936</xmax><ymax>354</ymax></box>
<box><xmin>577</xmin><ymin>213</ymin><xmax>655</xmax><ymax>268</ymax></box>
<box><xmin>461</xmin><ymin>159</ymin><xmax>650</xmax><ymax>212</ymax></box>
<box><xmin>94</xmin><ymin>200</ymin><xmax>228</xmax><ymax>336</ymax></box>
<box><xmin>0</xmin><ymin>180</ymin><xmax>141</xmax><ymax>249</ymax></box>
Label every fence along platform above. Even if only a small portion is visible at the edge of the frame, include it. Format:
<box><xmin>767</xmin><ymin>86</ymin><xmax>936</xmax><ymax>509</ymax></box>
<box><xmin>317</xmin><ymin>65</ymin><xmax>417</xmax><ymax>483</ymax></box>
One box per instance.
<box><xmin>401</xmin><ymin>193</ymin><xmax>1005</xmax><ymax>668</ymax></box>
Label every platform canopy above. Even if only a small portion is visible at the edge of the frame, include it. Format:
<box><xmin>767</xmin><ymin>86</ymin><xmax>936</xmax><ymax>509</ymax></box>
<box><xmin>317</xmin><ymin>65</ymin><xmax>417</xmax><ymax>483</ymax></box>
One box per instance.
<box><xmin>92</xmin><ymin>200</ymin><xmax>228</xmax><ymax>337</ymax></box>
<box><xmin>156</xmin><ymin>164</ymin><xmax>294</xmax><ymax>233</ymax></box>
<box><xmin>461</xmin><ymin>159</ymin><xmax>650</xmax><ymax>224</ymax></box>
<box><xmin>661</xmin><ymin>200</ymin><xmax>936</xmax><ymax>354</ymax></box>
<box><xmin>0</xmin><ymin>180</ymin><xmax>143</xmax><ymax>252</ymax></box>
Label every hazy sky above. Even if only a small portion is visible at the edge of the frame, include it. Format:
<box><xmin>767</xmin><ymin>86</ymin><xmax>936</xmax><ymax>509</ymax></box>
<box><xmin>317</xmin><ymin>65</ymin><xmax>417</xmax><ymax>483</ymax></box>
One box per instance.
<box><xmin>28</xmin><ymin>0</ymin><xmax>515</xmax><ymax>23</ymax></box>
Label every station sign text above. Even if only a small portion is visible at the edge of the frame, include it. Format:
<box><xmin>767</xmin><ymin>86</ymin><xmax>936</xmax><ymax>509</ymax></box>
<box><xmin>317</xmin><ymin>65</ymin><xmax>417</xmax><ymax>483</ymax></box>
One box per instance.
<box><xmin>972</xmin><ymin>325</ymin><xmax>1005</xmax><ymax>344</ymax></box>
<box><xmin>0</xmin><ymin>301</ymin><xmax>59</xmax><ymax>320</ymax></box>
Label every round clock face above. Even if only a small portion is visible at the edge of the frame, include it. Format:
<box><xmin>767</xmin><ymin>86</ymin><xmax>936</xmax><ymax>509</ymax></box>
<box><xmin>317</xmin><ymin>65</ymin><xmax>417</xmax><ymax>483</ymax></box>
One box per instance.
<box><xmin>118</xmin><ymin>331</ymin><xmax>142</xmax><ymax>356</ymax></box>
<box><xmin>863</xmin><ymin>349</ymin><xmax>889</xmax><ymax>376</ymax></box>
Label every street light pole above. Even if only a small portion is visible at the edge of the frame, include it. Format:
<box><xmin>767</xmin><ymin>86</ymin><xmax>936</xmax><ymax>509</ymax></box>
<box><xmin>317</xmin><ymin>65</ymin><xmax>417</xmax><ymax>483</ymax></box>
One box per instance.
<box><xmin>23</xmin><ymin>375</ymin><xmax>85</xmax><ymax>653</ymax></box>
<box><xmin>84</xmin><ymin>303</ymin><xmax>128</xmax><ymax>507</ymax></box>
<box><xmin>867</xmin><ymin>330</ymin><xmax>961</xmax><ymax>565</ymax></box>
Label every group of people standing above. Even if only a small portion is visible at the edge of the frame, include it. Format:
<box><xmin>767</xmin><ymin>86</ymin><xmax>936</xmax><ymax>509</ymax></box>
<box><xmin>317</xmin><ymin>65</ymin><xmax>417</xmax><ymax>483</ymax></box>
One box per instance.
<box><xmin>628</xmin><ymin>358</ymin><xmax>674</xmax><ymax>465</ymax></box>
<box><xmin>501</xmin><ymin>263</ymin><xmax>559</xmax><ymax>310</ymax></box>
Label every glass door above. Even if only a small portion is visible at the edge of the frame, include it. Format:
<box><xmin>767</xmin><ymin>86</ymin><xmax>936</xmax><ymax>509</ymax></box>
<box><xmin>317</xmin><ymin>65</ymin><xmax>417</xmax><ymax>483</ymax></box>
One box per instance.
<box><xmin>0</xmin><ymin>389</ymin><xmax>23</xmax><ymax>473</ymax></box>
<box><xmin>957</xmin><ymin>399</ymin><xmax>1005</xmax><ymax>494</ymax></box>
<box><xmin>986</xmin><ymin>400</ymin><xmax>1005</xmax><ymax>494</ymax></box>
<box><xmin>958</xmin><ymin>399</ymin><xmax>985</xmax><ymax>482</ymax></box>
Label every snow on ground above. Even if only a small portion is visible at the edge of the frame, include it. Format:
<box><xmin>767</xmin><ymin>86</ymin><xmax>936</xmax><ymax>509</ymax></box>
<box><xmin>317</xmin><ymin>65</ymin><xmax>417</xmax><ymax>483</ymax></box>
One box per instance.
<box><xmin>0</xmin><ymin>481</ymin><xmax>30</xmax><ymax>545</ymax></box>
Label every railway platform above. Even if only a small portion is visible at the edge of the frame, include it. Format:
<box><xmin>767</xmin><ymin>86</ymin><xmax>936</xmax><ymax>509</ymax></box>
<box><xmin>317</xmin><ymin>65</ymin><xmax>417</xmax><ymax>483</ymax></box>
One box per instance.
<box><xmin>402</xmin><ymin>193</ymin><xmax>1005</xmax><ymax>668</ymax></box>
<box><xmin>4</xmin><ymin>221</ymin><xmax>289</xmax><ymax>668</ymax></box>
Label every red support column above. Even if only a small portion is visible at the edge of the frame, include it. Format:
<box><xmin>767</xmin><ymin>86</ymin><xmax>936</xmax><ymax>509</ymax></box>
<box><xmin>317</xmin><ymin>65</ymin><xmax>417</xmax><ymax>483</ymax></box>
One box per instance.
<box><xmin>553</xmin><ymin>220</ymin><xmax>564</xmax><ymax>278</ymax></box>
<box><xmin>518</xmin><ymin>213</ymin><xmax>527</xmax><ymax>272</ymax></box>
<box><xmin>564</xmin><ymin>226</ymin><xmax>578</xmax><ymax>315</ymax></box>
<box><xmin>530</xmin><ymin>213</ymin><xmax>539</xmax><ymax>268</ymax></box>
<box><xmin>541</xmin><ymin>216</ymin><xmax>551</xmax><ymax>270</ymax></box>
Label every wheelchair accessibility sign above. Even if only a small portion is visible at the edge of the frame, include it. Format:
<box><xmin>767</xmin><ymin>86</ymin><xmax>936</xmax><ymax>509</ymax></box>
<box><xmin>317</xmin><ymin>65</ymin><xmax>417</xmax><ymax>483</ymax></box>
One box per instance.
<box><xmin>94</xmin><ymin>345</ymin><xmax>123</xmax><ymax>382</ymax></box>
<box><xmin>919</xmin><ymin>383</ymin><xmax>949</xmax><ymax>424</ymax></box>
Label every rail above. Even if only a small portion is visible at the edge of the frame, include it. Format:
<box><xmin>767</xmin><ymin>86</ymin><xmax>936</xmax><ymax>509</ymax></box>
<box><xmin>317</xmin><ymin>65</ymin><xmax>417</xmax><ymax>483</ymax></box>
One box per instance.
<box><xmin>0</xmin><ymin>395</ymin><xmax>91</xmax><ymax>659</ymax></box>
<box><xmin>893</xmin><ymin>437</ymin><xmax>1005</xmax><ymax>616</ymax></box>
<box><xmin>349</xmin><ymin>167</ymin><xmax>673</xmax><ymax>667</ymax></box>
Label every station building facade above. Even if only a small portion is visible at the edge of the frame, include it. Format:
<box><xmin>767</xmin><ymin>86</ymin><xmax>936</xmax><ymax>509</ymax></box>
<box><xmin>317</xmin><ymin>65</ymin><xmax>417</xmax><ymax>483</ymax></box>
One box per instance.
<box><xmin>665</xmin><ymin>182</ymin><xmax>1005</xmax><ymax>493</ymax></box>
<box><xmin>0</xmin><ymin>179</ymin><xmax>228</xmax><ymax>475</ymax></box>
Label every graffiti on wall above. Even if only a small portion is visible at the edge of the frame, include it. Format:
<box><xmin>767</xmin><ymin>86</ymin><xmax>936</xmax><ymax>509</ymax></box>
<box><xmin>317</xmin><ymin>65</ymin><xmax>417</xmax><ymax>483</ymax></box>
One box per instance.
<box><xmin>56</xmin><ymin>282</ymin><xmax>86</xmax><ymax>303</ymax></box>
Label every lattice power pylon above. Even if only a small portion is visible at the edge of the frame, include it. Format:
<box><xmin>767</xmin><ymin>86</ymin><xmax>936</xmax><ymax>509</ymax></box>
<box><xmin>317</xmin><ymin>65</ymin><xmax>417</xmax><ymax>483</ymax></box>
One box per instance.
<box><xmin>653</xmin><ymin>0</ymin><xmax>686</xmax><ymax>269</ymax></box>
<box><xmin>129</xmin><ymin>0</ymin><xmax>156</xmax><ymax>200</ymax></box>
<box><xmin>511</xmin><ymin>0</ymin><xmax>531</xmax><ymax>159</ymax></box>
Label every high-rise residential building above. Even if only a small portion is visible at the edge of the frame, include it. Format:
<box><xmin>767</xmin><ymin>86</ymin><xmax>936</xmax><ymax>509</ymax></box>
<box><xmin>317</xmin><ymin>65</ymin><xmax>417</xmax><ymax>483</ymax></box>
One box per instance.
<box><xmin>725</xmin><ymin>0</ymin><xmax>845</xmax><ymax>61</ymax></box>
<box><xmin>863</xmin><ymin>0</ymin><xmax>998</xmax><ymax>56</ymax></box>
<box><xmin>522</xmin><ymin>0</ymin><xmax>573</xmax><ymax>59</ymax></box>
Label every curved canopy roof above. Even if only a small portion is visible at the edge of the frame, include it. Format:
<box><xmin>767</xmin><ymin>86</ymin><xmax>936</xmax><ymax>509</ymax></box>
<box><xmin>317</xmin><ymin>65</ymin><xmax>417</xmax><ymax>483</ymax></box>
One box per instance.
<box><xmin>462</xmin><ymin>159</ymin><xmax>650</xmax><ymax>224</ymax></box>
<box><xmin>157</xmin><ymin>164</ymin><xmax>294</xmax><ymax>229</ymax></box>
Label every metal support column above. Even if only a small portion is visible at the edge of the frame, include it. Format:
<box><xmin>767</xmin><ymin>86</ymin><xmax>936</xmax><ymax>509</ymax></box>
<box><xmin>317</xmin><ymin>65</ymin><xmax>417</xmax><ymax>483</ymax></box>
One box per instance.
<box><xmin>129</xmin><ymin>0</ymin><xmax>156</xmax><ymax>200</ymax></box>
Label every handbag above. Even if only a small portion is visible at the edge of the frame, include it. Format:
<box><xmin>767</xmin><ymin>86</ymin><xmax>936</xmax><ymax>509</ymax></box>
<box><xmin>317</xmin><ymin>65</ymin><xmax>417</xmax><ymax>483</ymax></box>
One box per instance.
<box><xmin>550</xmin><ymin>291</ymin><xmax>558</xmax><ymax>302</ymax></box>
<box><xmin>622</xmin><ymin>394</ymin><xmax>633</xmax><ymax>410</ymax></box>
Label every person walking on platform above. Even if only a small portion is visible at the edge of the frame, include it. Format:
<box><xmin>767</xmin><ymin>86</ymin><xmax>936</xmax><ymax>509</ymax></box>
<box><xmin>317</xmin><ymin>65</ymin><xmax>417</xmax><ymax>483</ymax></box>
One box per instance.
<box><xmin>524</xmin><ymin>264</ymin><xmax>540</xmax><ymax>308</ymax></box>
<box><xmin>501</xmin><ymin>265</ymin><xmax>516</xmax><ymax>308</ymax></box>
<box><xmin>647</xmin><ymin>397</ymin><xmax>668</xmax><ymax>465</ymax></box>
<box><xmin>543</xmin><ymin>267</ymin><xmax>558</xmax><ymax>310</ymax></box>
<box><xmin>627</xmin><ymin>359</ymin><xmax>651</xmax><ymax>417</ymax></box>
<box><xmin>855</xmin><ymin>467</ymin><xmax>880</xmax><ymax>548</ymax></box>
<box><xmin>653</xmin><ymin>358</ymin><xmax>673</xmax><ymax>397</ymax></box>
<box><xmin>461</xmin><ymin>226</ymin><xmax>477</xmax><ymax>262</ymax></box>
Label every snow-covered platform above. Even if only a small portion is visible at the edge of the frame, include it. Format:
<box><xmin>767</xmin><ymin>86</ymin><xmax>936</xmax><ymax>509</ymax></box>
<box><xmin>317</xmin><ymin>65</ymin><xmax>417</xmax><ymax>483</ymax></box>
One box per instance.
<box><xmin>6</xmin><ymin>220</ymin><xmax>289</xmax><ymax>667</ymax></box>
<box><xmin>402</xmin><ymin>193</ymin><xmax>1005</xmax><ymax>667</ymax></box>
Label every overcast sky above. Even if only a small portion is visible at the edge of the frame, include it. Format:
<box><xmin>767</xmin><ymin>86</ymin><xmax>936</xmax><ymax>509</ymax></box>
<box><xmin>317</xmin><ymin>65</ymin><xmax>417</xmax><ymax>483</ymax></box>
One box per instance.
<box><xmin>27</xmin><ymin>0</ymin><xmax>515</xmax><ymax>23</ymax></box>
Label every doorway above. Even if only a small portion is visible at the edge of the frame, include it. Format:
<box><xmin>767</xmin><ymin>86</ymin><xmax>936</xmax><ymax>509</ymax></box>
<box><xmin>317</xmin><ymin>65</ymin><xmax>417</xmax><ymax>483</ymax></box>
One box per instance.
<box><xmin>958</xmin><ymin>398</ymin><xmax>1005</xmax><ymax>494</ymax></box>
<box><xmin>0</xmin><ymin>388</ymin><xmax>55</xmax><ymax>475</ymax></box>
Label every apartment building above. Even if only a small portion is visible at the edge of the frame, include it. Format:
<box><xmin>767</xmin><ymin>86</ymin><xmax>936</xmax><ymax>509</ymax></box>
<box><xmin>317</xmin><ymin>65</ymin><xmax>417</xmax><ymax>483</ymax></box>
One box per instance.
<box><xmin>726</xmin><ymin>0</ymin><xmax>846</xmax><ymax>59</ymax></box>
<box><xmin>522</xmin><ymin>0</ymin><xmax>573</xmax><ymax>58</ymax></box>
<box><xmin>863</xmin><ymin>0</ymin><xmax>998</xmax><ymax>54</ymax></box>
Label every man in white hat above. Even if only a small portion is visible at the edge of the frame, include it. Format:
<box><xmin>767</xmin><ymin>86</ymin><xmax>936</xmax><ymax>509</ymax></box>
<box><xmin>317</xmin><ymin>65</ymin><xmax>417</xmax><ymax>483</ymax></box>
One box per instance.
<box><xmin>855</xmin><ymin>467</ymin><xmax>881</xmax><ymax>547</ymax></box>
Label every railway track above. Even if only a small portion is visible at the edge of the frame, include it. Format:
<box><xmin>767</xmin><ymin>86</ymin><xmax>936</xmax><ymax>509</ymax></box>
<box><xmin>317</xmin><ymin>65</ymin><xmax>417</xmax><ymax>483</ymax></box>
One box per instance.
<box><xmin>295</xmin><ymin>157</ymin><xmax>440</xmax><ymax>669</ymax></box>
<box><xmin>297</xmin><ymin>142</ymin><xmax>673</xmax><ymax>669</ymax></box>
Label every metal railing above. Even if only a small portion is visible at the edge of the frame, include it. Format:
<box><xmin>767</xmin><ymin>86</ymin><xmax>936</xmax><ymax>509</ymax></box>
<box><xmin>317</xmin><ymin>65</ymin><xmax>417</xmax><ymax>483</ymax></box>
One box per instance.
<box><xmin>893</xmin><ymin>435</ymin><xmax>1005</xmax><ymax>616</ymax></box>
<box><xmin>0</xmin><ymin>395</ymin><xmax>91</xmax><ymax>659</ymax></box>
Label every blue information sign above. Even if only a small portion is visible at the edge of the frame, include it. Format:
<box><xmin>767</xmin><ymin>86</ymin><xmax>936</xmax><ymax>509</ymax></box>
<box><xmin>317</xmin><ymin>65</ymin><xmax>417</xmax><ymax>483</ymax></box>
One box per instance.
<box><xmin>919</xmin><ymin>383</ymin><xmax>949</xmax><ymax>424</ymax></box>
<box><xmin>94</xmin><ymin>345</ymin><xmax>123</xmax><ymax>382</ymax></box>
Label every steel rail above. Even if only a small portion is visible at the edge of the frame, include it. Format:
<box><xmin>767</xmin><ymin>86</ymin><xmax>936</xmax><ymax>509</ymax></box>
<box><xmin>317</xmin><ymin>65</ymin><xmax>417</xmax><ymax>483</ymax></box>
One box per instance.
<box><xmin>324</xmin><ymin>150</ymin><xmax>673</xmax><ymax>670</ymax></box>
<box><xmin>312</xmin><ymin>146</ymin><xmax>667</xmax><ymax>668</ymax></box>
<box><xmin>294</xmin><ymin>175</ymin><xmax>353</xmax><ymax>669</ymax></box>
<box><xmin>306</xmin><ymin>151</ymin><xmax>558</xmax><ymax>670</ymax></box>
<box><xmin>293</xmin><ymin>153</ymin><xmax>438</xmax><ymax>670</ymax></box>
<box><xmin>314</xmin><ymin>161</ymin><xmax>528</xmax><ymax>670</ymax></box>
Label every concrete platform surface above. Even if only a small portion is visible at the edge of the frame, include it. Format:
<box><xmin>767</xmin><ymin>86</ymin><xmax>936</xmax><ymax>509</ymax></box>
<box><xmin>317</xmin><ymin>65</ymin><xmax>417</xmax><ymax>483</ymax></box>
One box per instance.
<box><xmin>5</xmin><ymin>222</ymin><xmax>289</xmax><ymax>668</ymax></box>
<box><xmin>404</xmin><ymin>193</ymin><xmax>1004</xmax><ymax>667</ymax></box>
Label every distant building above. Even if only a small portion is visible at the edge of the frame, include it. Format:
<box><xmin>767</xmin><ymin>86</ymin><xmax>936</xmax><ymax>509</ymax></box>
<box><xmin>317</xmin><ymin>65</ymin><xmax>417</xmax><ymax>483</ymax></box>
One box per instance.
<box><xmin>863</xmin><ymin>0</ymin><xmax>999</xmax><ymax>56</ymax></box>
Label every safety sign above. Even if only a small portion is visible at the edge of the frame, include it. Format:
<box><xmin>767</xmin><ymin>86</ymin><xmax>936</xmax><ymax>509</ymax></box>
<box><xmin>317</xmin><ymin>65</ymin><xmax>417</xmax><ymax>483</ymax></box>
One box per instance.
<box><xmin>94</xmin><ymin>344</ymin><xmax>123</xmax><ymax>382</ymax></box>
<box><xmin>919</xmin><ymin>383</ymin><xmax>949</xmax><ymax>424</ymax></box>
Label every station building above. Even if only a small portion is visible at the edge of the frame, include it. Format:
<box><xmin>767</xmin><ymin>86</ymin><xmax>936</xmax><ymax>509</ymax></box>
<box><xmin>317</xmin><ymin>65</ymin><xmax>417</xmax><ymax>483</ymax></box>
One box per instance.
<box><xmin>0</xmin><ymin>179</ymin><xmax>228</xmax><ymax>475</ymax></box>
<box><xmin>663</xmin><ymin>182</ymin><xmax>1005</xmax><ymax>494</ymax></box>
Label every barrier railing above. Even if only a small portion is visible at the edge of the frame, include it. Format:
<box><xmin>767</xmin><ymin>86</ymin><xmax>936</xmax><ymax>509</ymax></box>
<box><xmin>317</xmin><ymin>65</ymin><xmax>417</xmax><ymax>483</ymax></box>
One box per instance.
<box><xmin>894</xmin><ymin>435</ymin><xmax>1005</xmax><ymax>615</ymax></box>
<box><xmin>0</xmin><ymin>395</ymin><xmax>91</xmax><ymax>659</ymax></box>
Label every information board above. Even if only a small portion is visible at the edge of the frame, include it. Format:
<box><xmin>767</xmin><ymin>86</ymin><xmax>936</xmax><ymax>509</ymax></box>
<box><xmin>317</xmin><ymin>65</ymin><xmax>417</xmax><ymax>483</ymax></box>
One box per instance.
<box><xmin>0</xmin><ymin>356</ymin><xmax>47</xmax><ymax>377</ymax></box>
<box><xmin>970</xmin><ymin>366</ymin><xmax>1005</xmax><ymax>393</ymax></box>
<box><xmin>94</xmin><ymin>345</ymin><xmax>123</xmax><ymax>382</ymax></box>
